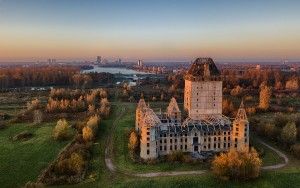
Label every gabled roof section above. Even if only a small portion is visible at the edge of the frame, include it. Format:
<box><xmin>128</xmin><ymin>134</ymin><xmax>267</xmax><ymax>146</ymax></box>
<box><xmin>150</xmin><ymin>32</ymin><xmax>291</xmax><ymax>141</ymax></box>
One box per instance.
<box><xmin>137</xmin><ymin>98</ymin><xmax>147</xmax><ymax>109</ymax></box>
<box><xmin>235</xmin><ymin>101</ymin><xmax>248</xmax><ymax>121</ymax></box>
<box><xmin>185</xmin><ymin>58</ymin><xmax>221</xmax><ymax>81</ymax></box>
<box><xmin>167</xmin><ymin>97</ymin><xmax>180</xmax><ymax>114</ymax></box>
<box><xmin>143</xmin><ymin>108</ymin><xmax>161</xmax><ymax>127</ymax></box>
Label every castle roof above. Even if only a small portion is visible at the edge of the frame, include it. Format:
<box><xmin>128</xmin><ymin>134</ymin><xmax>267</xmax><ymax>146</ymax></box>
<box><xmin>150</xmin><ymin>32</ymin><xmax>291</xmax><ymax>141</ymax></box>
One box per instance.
<box><xmin>235</xmin><ymin>101</ymin><xmax>248</xmax><ymax>121</ymax></box>
<box><xmin>167</xmin><ymin>97</ymin><xmax>180</xmax><ymax>113</ymax></box>
<box><xmin>185</xmin><ymin>58</ymin><xmax>221</xmax><ymax>81</ymax></box>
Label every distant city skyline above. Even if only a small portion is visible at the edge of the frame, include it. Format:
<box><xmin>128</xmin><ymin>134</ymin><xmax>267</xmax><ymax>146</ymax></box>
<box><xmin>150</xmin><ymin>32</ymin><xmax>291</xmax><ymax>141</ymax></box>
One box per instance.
<box><xmin>1</xmin><ymin>0</ymin><xmax>300</xmax><ymax>62</ymax></box>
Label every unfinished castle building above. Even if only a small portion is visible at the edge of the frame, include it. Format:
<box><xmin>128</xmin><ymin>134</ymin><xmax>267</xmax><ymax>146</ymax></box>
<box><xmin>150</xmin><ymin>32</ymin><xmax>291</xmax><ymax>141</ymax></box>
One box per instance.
<box><xmin>136</xmin><ymin>58</ymin><xmax>249</xmax><ymax>159</ymax></box>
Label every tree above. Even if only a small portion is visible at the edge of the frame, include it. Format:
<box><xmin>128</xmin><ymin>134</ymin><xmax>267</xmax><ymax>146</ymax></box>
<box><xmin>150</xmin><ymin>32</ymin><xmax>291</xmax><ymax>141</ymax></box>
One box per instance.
<box><xmin>222</xmin><ymin>98</ymin><xmax>235</xmax><ymax>116</ymax></box>
<box><xmin>27</xmin><ymin>99</ymin><xmax>41</xmax><ymax>111</ymax></box>
<box><xmin>211</xmin><ymin>148</ymin><xmax>262</xmax><ymax>180</ymax></box>
<box><xmin>128</xmin><ymin>131</ymin><xmax>139</xmax><ymax>159</ymax></box>
<box><xmin>285</xmin><ymin>77</ymin><xmax>299</xmax><ymax>90</ymax></box>
<box><xmin>53</xmin><ymin>119</ymin><xmax>70</xmax><ymax>140</ymax></box>
<box><xmin>82</xmin><ymin>126</ymin><xmax>94</xmax><ymax>142</ymax></box>
<box><xmin>259</xmin><ymin>84</ymin><xmax>271</xmax><ymax>110</ymax></box>
<box><xmin>86</xmin><ymin>115</ymin><xmax>100</xmax><ymax>133</ymax></box>
<box><xmin>33</xmin><ymin>110</ymin><xmax>43</xmax><ymax>124</ymax></box>
<box><xmin>230</xmin><ymin>85</ymin><xmax>243</xmax><ymax>96</ymax></box>
<box><xmin>281</xmin><ymin>122</ymin><xmax>297</xmax><ymax>146</ymax></box>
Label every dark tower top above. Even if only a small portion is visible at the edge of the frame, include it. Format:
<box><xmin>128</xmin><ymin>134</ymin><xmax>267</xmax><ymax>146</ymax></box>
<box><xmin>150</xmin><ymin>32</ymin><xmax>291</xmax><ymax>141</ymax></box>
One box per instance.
<box><xmin>184</xmin><ymin>58</ymin><xmax>221</xmax><ymax>81</ymax></box>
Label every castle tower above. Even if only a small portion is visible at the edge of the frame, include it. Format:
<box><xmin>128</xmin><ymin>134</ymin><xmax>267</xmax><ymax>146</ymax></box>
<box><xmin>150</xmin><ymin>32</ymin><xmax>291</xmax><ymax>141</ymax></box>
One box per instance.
<box><xmin>139</xmin><ymin>109</ymin><xmax>160</xmax><ymax>159</ymax></box>
<box><xmin>184</xmin><ymin>58</ymin><xmax>222</xmax><ymax>120</ymax></box>
<box><xmin>231</xmin><ymin>101</ymin><xmax>249</xmax><ymax>151</ymax></box>
<box><xmin>166</xmin><ymin>97</ymin><xmax>181</xmax><ymax>123</ymax></box>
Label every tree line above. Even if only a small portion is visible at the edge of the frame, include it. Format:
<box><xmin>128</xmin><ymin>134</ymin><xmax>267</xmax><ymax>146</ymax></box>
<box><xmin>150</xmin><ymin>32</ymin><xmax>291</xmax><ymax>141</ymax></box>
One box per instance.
<box><xmin>0</xmin><ymin>66</ymin><xmax>114</xmax><ymax>89</ymax></box>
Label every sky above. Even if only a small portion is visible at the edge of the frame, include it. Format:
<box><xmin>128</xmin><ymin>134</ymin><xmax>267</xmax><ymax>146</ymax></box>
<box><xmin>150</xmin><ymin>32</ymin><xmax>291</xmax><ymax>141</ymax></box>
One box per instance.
<box><xmin>0</xmin><ymin>0</ymin><xmax>300</xmax><ymax>62</ymax></box>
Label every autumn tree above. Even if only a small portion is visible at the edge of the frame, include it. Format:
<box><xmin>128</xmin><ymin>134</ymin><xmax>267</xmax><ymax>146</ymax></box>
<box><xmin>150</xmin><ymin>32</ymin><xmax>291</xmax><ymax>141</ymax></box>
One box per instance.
<box><xmin>33</xmin><ymin>110</ymin><xmax>43</xmax><ymax>124</ymax></box>
<box><xmin>212</xmin><ymin>148</ymin><xmax>262</xmax><ymax>180</ymax></box>
<box><xmin>27</xmin><ymin>99</ymin><xmax>41</xmax><ymax>111</ymax></box>
<box><xmin>230</xmin><ymin>85</ymin><xmax>243</xmax><ymax>96</ymax></box>
<box><xmin>281</xmin><ymin>122</ymin><xmax>297</xmax><ymax>146</ymax></box>
<box><xmin>82</xmin><ymin>126</ymin><xmax>94</xmax><ymax>142</ymax></box>
<box><xmin>53</xmin><ymin>119</ymin><xmax>70</xmax><ymax>140</ymax></box>
<box><xmin>128</xmin><ymin>130</ymin><xmax>139</xmax><ymax>159</ymax></box>
<box><xmin>222</xmin><ymin>98</ymin><xmax>235</xmax><ymax>116</ymax></box>
<box><xmin>285</xmin><ymin>77</ymin><xmax>299</xmax><ymax>90</ymax></box>
<box><xmin>258</xmin><ymin>84</ymin><xmax>271</xmax><ymax>110</ymax></box>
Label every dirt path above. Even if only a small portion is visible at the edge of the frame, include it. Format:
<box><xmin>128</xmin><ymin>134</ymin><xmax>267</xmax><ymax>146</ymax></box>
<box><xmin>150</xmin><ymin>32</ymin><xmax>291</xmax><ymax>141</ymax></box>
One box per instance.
<box><xmin>258</xmin><ymin>139</ymin><xmax>289</xmax><ymax>170</ymax></box>
<box><xmin>104</xmin><ymin>106</ymin><xmax>289</xmax><ymax>177</ymax></box>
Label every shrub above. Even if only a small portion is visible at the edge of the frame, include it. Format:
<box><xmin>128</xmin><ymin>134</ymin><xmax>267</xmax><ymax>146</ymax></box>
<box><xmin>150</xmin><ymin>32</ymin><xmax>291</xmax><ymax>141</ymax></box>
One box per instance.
<box><xmin>274</xmin><ymin>113</ymin><xmax>289</xmax><ymax>128</ymax></box>
<box><xmin>166</xmin><ymin>151</ymin><xmax>185</xmax><ymax>162</ymax></box>
<box><xmin>211</xmin><ymin>148</ymin><xmax>262</xmax><ymax>181</ymax></box>
<box><xmin>281</xmin><ymin>122</ymin><xmax>297</xmax><ymax>146</ymax></box>
<box><xmin>69</xmin><ymin>153</ymin><xmax>85</xmax><ymax>175</ymax></box>
<box><xmin>53</xmin><ymin>119</ymin><xmax>70</xmax><ymax>140</ymax></box>
<box><xmin>291</xmin><ymin>144</ymin><xmax>300</xmax><ymax>159</ymax></box>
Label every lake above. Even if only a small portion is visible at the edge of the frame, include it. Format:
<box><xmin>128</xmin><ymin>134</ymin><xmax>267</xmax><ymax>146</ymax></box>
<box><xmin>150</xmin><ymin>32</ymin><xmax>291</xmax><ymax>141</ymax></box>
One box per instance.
<box><xmin>82</xmin><ymin>66</ymin><xmax>150</xmax><ymax>75</ymax></box>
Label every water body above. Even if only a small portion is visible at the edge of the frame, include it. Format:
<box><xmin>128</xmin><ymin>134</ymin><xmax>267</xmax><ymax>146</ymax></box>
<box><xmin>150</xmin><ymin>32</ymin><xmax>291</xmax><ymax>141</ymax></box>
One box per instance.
<box><xmin>82</xmin><ymin>66</ymin><xmax>150</xmax><ymax>75</ymax></box>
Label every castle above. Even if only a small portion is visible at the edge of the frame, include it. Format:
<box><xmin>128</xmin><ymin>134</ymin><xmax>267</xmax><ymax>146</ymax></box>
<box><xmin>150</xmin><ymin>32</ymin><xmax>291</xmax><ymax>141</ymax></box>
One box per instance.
<box><xmin>136</xmin><ymin>58</ymin><xmax>249</xmax><ymax>159</ymax></box>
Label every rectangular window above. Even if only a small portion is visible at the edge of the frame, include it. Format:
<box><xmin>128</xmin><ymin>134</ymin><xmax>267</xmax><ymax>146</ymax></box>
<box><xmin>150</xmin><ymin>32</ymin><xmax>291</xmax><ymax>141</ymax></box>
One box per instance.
<box><xmin>147</xmin><ymin>137</ymin><xmax>150</xmax><ymax>141</ymax></box>
<box><xmin>185</xmin><ymin>145</ymin><xmax>187</xmax><ymax>149</ymax></box>
<box><xmin>208</xmin><ymin>144</ymin><xmax>211</xmax><ymax>149</ymax></box>
<box><xmin>164</xmin><ymin>139</ymin><xmax>167</xmax><ymax>143</ymax></box>
<box><xmin>147</xmin><ymin>143</ymin><xmax>149</xmax><ymax>147</ymax></box>
<box><xmin>147</xmin><ymin>150</ymin><xmax>150</xmax><ymax>155</ymax></box>
<box><xmin>170</xmin><ymin>146</ymin><xmax>172</xmax><ymax>150</ymax></box>
<box><xmin>160</xmin><ymin>146</ymin><xmax>162</xmax><ymax>150</ymax></box>
<box><xmin>175</xmin><ymin>145</ymin><xmax>177</xmax><ymax>150</ymax></box>
<box><xmin>175</xmin><ymin>139</ymin><xmax>177</xmax><ymax>143</ymax></box>
<box><xmin>224</xmin><ymin>143</ymin><xmax>226</xmax><ymax>148</ymax></box>
<box><xmin>164</xmin><ymin>146</ymin><xmax>167</xmax><ymax>150</ymax></box>
<box><xmin>147</xmin><ymin>132</ymin><xmax>150</xmax><ymax>135</ymax></box>
<box><xmin>170</xmin><ymin>139</ymin><xmax>172</xmax><ymax>143</ymax></box>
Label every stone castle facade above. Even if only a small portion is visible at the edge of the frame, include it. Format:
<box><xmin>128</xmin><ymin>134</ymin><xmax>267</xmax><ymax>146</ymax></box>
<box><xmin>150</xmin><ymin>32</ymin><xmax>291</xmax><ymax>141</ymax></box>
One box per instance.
<box><xmin>136</xmin><ymin>58</ymin><xmax>249</xmax><ymax>159</ymax></box>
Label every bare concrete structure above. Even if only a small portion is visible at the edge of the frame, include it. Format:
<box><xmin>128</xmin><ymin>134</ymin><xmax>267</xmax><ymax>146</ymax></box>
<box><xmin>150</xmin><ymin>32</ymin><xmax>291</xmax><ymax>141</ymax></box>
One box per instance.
<box><xmin>136</xmin><ymin>58</ymin><xmax>249</xmax><ymax>160</ymax></box>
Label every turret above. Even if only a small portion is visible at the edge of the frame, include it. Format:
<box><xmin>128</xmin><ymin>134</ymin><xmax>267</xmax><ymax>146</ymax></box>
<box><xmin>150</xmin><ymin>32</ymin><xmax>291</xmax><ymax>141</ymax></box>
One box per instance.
<box><xmin>135</xmin><ymin>98</ymin><xmax>147</xmax><ymax>131</ymax></box>
<box><xmin>231</xmin><ymin>101</ymin><xmax>249</xmax><ymax>151</ymax></box>
<box><xmin>166</xmin><ymin>97</ymin><xmax>181</xmax><ymax>123</ymax></box>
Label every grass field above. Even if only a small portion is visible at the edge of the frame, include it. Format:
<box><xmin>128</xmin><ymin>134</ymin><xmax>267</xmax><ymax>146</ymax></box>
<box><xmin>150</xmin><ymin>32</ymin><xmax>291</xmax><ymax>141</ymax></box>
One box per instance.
<box><xmin>1</xmin><ymin>100</ymin><xmax>300</xmax><ymax>188</ymax></box>
<box><xmin>0</xmin><ymin>122</ymin><xmax>70</xmax><ymax>188</ymax></box>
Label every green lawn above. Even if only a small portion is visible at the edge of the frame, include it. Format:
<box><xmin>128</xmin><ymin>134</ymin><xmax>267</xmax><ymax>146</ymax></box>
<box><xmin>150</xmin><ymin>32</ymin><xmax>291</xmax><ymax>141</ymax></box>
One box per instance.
<box><xmin>251</xmin><ymin>136</ymin><xmax>284</xmax><ymax>166</ymax></box>
<box><xmin>0</xmin><ymin>122</ymin><xmax>70</xmax><ymax>188</ymax></box>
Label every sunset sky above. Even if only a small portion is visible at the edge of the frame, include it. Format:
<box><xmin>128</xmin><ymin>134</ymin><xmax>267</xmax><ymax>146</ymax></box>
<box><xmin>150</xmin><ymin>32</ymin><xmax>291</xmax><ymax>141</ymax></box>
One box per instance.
<box><xmin>0</xmin><ymin>0</ymin><xmax>300</xmax><ymax>62</ymax></box>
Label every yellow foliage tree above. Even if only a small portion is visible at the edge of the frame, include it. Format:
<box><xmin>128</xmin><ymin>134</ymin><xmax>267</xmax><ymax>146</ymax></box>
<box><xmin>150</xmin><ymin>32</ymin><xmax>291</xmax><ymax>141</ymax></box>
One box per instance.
<box><xmin>259</xmin><ymin>84</ymin><xmax>271</xmax><ymax>110</ymax></box>
<box><xmin>212</xmin><ymin>148</ymin><xmax>262</xmax><ymax>180</ymax></box>
<box><xmin>82</xmin><ymin>126</ymin><xmax>94</xmax><ymax>142</ymax></box>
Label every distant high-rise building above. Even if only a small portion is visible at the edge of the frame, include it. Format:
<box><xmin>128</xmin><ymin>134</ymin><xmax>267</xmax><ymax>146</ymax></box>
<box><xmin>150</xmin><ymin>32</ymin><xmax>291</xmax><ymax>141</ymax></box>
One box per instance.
<box><xmin>96</xmin><ymin>56</ymin><xmax>102</xmax><ymax>64</ymax></box>
<box><xmin>137</xmin><ymin>60</ymin><xmax>143</xmax><ymax>66</ymax></box>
